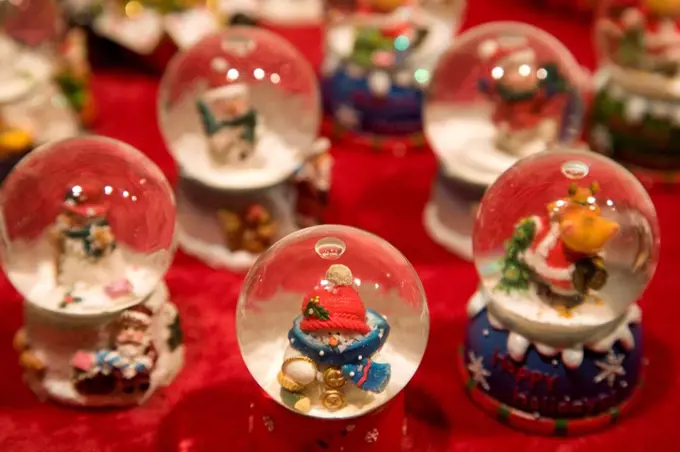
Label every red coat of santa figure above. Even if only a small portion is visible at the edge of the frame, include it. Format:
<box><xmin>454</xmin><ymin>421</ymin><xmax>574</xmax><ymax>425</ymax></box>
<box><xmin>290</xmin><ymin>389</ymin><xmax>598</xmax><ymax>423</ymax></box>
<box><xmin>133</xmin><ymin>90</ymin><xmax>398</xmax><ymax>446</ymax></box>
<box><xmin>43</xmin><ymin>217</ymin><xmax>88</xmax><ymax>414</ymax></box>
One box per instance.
<box><xmin>277</xmin><ymin>264</ymin><xmax>391</xmax><ymax>415</ymax></box>
<box><xmin>507</xmin><ymin>184</ymin><xmax>621</xmax><ymax>305</ymax></box>
<box><xmin>477</xmin><ymin>35</ymin><xmax>567</xmax><ymax>155</ymax></box>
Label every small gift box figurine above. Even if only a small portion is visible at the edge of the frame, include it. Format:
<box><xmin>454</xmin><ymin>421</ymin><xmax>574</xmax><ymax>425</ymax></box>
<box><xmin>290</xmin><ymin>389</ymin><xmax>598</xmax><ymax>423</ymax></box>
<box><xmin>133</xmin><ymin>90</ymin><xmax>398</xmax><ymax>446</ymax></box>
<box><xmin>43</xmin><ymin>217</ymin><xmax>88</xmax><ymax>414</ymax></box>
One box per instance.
<box><xmin>321</xmin><ymin>0</ymin><xmax>465</xmax><ymax>155</ymax></box>
<box><xmin>0</xmin><ymin>136</ymin><xmax>184</xmax><ymax>407</ymax></box>
<box><xmin>158</xmin><ymin>27</ymin><xmax>333</xmax><ymax>271</ymax></box>
<box><xmin>0</xmin><ymin>2</ymin><xmax>94</xmax><ymax>183</ymax></box>
<box><xmin>423</xmin><ymin>22</ymin><xmax>589</xmax><ymax>260</ymax></box>
<box><xmin>460</xmin><ymin>150</ymin><xmax>659</xmax><ymax>435</ymax></box>
<box><xmin>236</xmin><ymin>225</ymin><xmax>429</xmax><ymax>450</ymax></box>
<box><xmin>590</xmin><ymin>0</ymin><xmax>680</xmax><ymax>183</ymax></box>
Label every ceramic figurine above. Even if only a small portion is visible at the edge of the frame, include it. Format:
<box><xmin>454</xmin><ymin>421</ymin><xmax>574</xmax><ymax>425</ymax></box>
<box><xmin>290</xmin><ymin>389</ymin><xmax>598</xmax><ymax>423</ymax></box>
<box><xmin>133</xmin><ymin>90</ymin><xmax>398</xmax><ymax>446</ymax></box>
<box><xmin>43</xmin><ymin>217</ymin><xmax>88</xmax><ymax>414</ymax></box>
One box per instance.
<box><xmin>159</xmin><ymin>28</ymin><xmax>333</xmax><ymax>271</ymax></box>
<box><xmin>1</xmin><ymin>136</ymin><xmax>184</xmax><ymax>407</ymax></box>
<box><xmin>461</xmin><ymin>150</ymin><xmax>659</xmax><ymax>435</ymax></box>
<box><xmin>590</xmin><ymin>0</ymin><xmax>680</xmax><ymax>181</ymax></box>
<box><xmin>0</xmin><ymin>3</ymin><xmax>91</xmax><ymax>183</ymax></box>
<box><xmin>423</xmin><ymin>22</ymin><xmax>587</xmax><ymax>261</ymax></box>
<box><xmin>321</xmin><ymin>0</ymin><xmax>465</xmax><ymax>154</ymax></box>
<box><xmin>236</xmin><ymin>225</ymin><xmax>429</xmax><ymax>450</ymax></box>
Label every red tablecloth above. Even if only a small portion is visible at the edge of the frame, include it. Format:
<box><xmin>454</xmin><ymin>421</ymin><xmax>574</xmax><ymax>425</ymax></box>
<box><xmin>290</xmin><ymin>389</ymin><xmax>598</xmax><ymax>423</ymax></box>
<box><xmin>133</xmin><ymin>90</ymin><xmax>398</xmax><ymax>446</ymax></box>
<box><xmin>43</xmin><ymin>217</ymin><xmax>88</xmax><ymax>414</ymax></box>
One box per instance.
<box><xmin>1</xmin><ymin>2</ymin><xmax>678</xmax><ymax>451</ymax></box>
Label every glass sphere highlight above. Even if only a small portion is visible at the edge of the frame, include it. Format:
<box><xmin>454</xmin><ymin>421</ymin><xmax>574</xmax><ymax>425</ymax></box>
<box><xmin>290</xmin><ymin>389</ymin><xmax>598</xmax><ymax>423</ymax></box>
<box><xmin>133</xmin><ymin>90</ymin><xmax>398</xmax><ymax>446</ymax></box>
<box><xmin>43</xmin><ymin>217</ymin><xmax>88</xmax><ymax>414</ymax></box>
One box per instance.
<box><xmin>473</xmin><ymin>150</ymin><xmax>659</xmax><ymax>343</ymax></box>
<box><xmin>0</xmin><ymin>136</ymin><xmax>177</xmax><ymax>315</ymax></box>
<box><xmin>236</xmin><ymin>225</ymin><xmax>429</xmax><ymax>419</ymax></box>
<box><xmin>158</xmin><ymin>26</ymin><xmax>321</xmax><ymax>190</ymax></box>
<box><xmin>424</xmin><ymin>21</ymin><xmax>588</xmax><ymax>186</ymax></box>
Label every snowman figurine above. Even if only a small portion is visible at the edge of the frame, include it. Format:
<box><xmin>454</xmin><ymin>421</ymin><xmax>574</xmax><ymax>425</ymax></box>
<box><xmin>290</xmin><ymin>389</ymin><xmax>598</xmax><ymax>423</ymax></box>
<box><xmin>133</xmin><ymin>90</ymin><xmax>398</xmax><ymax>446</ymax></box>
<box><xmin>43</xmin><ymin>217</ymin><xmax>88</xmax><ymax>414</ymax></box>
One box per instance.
<box><xmin>52</xmin><ymin>183</ymin><xmax>130</xmax><ymax>296</ymax></box>
<box><xmin>277</xmin><ymin>264</ymin><xmax>391</xmax><ymax>413</ymax></box>
<box><xmin>477</xmin><ymin>36</ymin><xmax>568</xmax><ymax>156</ymax></box>
<box><xmin>196</xmin><ymin>82</ymin><xmax>259</xmax><ymax>168</ymax></box>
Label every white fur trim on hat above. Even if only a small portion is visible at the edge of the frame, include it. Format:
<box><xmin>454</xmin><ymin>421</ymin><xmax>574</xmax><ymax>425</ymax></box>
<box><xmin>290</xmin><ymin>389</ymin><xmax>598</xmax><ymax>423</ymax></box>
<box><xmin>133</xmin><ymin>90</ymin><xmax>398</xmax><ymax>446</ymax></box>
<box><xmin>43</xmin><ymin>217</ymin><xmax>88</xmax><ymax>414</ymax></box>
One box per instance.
<box><xmin>202</xmin><ymin>83</ymin><xmax>249</xmax><ymax>102</ymax></box>
<box><xmin>120</xmin><ymin>308</ymin><xmax>152</xmax><ymax>326</ymax></box>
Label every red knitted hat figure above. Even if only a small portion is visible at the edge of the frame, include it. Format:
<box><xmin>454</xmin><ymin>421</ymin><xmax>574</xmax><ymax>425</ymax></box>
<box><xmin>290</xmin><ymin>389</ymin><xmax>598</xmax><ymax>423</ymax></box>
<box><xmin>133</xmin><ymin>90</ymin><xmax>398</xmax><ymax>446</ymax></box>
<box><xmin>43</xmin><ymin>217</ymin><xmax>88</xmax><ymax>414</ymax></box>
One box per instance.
<box><xmin>300</xmin><ymin>264</ymin><xmax>371</xmax><ymax>335</ymax></box>
<box><xmin>63</xmin><ymin>183</ymin><xmax>109</xmax><ymax>218</ymax></box>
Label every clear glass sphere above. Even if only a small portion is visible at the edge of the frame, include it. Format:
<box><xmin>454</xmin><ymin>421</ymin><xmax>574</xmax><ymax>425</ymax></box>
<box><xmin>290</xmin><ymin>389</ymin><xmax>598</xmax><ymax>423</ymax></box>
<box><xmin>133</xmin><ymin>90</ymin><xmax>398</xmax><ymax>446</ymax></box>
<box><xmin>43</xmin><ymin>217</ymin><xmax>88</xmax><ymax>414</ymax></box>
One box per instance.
<box><xmin>473</xmin><ymin>149</ymin><xmax>659</xmax><ymax>343</ymax></box>
<box><xmin>158</xmin><ymin>26</ymin><xmax>321</xmax><ymax>190</ymax></box>
<box><xmin>236</xmin><ymin>225</ymin><xmax>429</xmax><ymax>419</ymax></box>
<box><xmin>0</xmin><ymin>136</ymin><xmax>177</xmax><ymax>315</ymax></box>
<box><xmin>424</xmin><ymin>21</ymin><xmax>588</xmax><ymax>186</ymax></box>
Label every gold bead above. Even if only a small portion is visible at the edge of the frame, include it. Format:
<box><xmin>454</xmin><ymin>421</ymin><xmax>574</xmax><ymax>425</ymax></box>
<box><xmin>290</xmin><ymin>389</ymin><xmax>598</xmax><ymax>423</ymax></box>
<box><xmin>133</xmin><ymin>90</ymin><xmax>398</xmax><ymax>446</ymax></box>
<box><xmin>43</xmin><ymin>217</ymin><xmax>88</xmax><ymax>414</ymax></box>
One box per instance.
<box><xmin>322</xmin><ymin>389</ymin><xmax>345</xmax><ymax>411</ymax></box>
<box><xmin>323</xmin><ymin>368</ymin><xmax>346</xmax><ymax>389</ymax></box>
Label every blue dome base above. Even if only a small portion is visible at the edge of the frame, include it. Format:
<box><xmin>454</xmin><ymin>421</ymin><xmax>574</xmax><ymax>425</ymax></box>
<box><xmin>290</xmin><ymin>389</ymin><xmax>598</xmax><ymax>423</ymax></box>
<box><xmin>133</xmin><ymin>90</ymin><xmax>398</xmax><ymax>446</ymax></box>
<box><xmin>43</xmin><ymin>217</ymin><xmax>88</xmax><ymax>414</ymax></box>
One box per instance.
<box><xmin>460</xmin><ymin>306</ymin><xmax>644</xmax><ymax>435</ymax></box>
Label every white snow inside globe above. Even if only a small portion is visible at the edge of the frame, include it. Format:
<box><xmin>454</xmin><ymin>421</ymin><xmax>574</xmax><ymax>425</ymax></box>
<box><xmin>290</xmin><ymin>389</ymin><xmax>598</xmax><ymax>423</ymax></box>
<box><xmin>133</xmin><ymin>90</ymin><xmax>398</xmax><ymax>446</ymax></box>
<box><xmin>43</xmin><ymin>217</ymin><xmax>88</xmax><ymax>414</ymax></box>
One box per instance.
<box><xmin>424</xmin><ymin>21</ymin><xmax>589</xmax><ymax>187</ymax></box>
<box><xmin>0</xmin><ymin>136</ymin><xmax>177</xmax><ymax>315</ymax></box>
<box><xmin>473</xmin><ymin>150</ymin><xmax>659</xmax><ymax>344</ymax></box>
<box><xmin>158</xmin><ymin>26</ymin><xmax>321</xmax><ymax>190</ymax></box>
<box><xmin>236</xmin><ymin>225</ymin><xmax>429</xmax><ymax>419</ymax></box>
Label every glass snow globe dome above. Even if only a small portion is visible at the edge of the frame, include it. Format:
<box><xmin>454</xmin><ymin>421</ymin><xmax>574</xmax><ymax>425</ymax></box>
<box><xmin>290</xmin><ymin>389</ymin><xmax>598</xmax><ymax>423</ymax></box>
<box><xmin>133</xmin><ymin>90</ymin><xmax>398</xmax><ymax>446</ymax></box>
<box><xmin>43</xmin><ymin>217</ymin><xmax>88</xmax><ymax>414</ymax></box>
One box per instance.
<box><xmin>473</xmin><ymin>149</ymin><xmax>659</xmax><ymax>345</ymax></box>
<box><xmin>236</xmin><ymin>225</ymin><xmax>429</xmax><ymax>419</ymax></box>
<box><xmin>158</xmin><ymin>26</ymin><xmax>321</xmax><ymax>190</ymax></box>
<box><xmin>0</xmin><ymin>136</ymin><xmax>177</xmax><ymax>315</ymax></box>
<box><xmin>424</xmin><ymin>21</ymin><xmax>589</xmax><ymax>187</ymax></box>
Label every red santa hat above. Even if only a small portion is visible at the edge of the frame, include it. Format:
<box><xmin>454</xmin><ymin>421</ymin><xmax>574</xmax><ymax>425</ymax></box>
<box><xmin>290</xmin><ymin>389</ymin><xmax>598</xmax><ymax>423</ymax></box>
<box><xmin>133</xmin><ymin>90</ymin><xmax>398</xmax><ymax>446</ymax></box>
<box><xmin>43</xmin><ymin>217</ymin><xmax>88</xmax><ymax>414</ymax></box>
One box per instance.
<box><xmin>63</xmin><ymin>183</ymin><xmax>109</xmax><ymax>218</ymax></box>
<box><xmin>300</xmin><ymin>264</ymin><xmax>371</xmax><ymax>335</ymax></box>
<box><xmin>478</xmin><ymin>35</ymin><xmax>536</xmax><ymax>68</ymax></box>
<box><xmin>119</xmin><ymin>305</ymin><xmax>153</xmax><ymax>328</ymax></box>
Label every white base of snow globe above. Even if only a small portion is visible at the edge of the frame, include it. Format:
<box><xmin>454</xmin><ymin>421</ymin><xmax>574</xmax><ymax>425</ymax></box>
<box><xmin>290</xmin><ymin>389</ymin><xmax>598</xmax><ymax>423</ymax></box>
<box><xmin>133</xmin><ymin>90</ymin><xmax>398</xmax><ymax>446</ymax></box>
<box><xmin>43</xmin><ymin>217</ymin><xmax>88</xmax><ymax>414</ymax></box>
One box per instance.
<box><xmin>425</xmin><ymin>103</ymin><xmax>550</xmax><ymax>186</ymax></box>
<box><xmin>423</xmin><ymin>202</ymin><xmax>472</xmax><ymax>261</ymax></box>
<box><xmin>17</xmin><ymin>282</ymin><xmax>185</xmax><ymax>407</ymax></box>
<box><xmin>175</xmin><ymin>174</ymin><xmax>300</xmax><ymax>272</ymax></box>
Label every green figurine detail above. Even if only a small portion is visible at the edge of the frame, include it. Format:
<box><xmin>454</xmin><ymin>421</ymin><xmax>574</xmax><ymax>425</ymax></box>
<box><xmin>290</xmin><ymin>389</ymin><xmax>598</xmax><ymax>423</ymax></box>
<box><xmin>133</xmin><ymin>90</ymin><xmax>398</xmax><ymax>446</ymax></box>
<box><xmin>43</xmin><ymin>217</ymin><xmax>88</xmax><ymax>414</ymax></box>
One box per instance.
<box><xmin>497</xmin><ymin>217</ymin><xmax>537</xmax><ymax>293</ymax></box>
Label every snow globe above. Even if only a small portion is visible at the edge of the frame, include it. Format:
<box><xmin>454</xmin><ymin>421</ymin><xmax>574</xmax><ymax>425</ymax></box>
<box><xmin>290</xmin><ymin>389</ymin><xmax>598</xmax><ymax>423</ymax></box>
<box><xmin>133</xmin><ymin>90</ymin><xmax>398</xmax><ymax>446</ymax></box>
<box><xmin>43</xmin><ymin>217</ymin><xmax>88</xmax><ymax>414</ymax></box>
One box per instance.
<box><xmin>0</xmin><ymin>0</ymin><xmax>94</xmax><ymax>183</ymax></box>
<box><xmin>158</xmin><ymin>27</ymin><xmax>332</xmax><ymax>271</ymax></box>
<box><xmin>590</xmin><ymin>0</ymin><xmax>680</xmax><ymax>183</ymax></box>
<box><xmin>237</xmin><ymin>225</ymin><xmax>429</xmax><ymax>450</ymax></box>
<box><xmin>321</xmin><ymin>0</ymin><xmax>465</xmax><ymax>154</ymax></box>
<box><xmin>2</xmin><ymin>136</ymin><xmax>184</xmax><ymax>407</ymax></box>
<box><xmin>423</xmin><ymin>22</ymin><xmax>588</xmax><ymax>261</ymax></box>
<box><xmin>460</xmin><ymin>149</ymin><xmax>659</xmax><ymax>435</ymax></box>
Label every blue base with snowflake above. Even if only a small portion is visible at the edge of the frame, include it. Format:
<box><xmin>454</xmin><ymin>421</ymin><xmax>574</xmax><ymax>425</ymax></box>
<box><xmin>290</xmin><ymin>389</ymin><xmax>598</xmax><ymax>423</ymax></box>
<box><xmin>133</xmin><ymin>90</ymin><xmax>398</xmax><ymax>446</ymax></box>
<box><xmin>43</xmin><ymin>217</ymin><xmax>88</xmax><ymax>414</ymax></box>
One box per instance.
<box><xmin>321</xmin><ymin>63</ymin><xmax>424</xmax><ymax>137</ymax></box>
<box><xmin>463</xmin><ymin>307</ymin><xmax>643</xmax><ymax>420</ymax></box>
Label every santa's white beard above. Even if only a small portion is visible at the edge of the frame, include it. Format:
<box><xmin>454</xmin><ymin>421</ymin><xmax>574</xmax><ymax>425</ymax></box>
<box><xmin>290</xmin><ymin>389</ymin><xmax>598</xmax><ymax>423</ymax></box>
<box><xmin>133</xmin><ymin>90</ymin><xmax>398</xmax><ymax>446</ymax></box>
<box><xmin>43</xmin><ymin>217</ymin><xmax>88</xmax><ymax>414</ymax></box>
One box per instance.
<box><xmin>117</xmin><ymin>339</ymin><xmax>149</xmax><ymax>359</ymax></box>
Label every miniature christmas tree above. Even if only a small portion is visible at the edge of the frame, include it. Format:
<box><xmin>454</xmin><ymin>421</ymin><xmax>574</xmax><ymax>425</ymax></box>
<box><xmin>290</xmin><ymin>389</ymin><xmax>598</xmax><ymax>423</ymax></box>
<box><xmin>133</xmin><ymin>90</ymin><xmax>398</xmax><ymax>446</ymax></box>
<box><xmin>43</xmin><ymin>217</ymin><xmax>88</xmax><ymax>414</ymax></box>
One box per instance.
<box><xmin>496</xmin><ymin>217</ymin><xmax>536</xmax><ymax>292</ymax></box>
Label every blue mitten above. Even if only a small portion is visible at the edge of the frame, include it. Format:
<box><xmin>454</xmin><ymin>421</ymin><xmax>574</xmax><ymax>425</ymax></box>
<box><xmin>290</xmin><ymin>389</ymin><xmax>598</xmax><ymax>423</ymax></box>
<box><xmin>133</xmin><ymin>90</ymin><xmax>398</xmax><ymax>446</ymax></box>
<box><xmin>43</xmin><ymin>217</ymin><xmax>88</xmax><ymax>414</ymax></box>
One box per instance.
<box><xmin>341</xmin><ymin>359</ymin><xmax>391</xmax><ymax>393</ymax></box>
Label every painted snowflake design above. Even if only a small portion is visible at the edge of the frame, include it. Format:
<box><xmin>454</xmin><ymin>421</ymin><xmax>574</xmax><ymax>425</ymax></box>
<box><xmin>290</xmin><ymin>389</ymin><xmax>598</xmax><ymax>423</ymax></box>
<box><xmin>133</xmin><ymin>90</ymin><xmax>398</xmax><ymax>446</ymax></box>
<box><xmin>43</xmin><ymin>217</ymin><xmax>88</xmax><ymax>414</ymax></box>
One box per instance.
<box><xmin>594</xmin><ymin>351</ymin><xmax>626</xmax><ymax>388</ymax></box>
<box><xmin>590</xmin><ymin>125</ymin><xmax>613</xmax><ymax>155</ymax></box>
<box><xmin>262</xmin><ymin>415</ymin><xmax>274</xmax><ymax>432</ymax></box>
<box><xmin>365</xmin><ymin>428</ymin><xmax>379</xmax><ymax>443</ymax></box>
<box><xmin>335</xmin><ymin>104</ymin><xmax>360</xmax><ymax>130</ymax></box>
<box><xmin>467</xmin><ymin>351</ymin><xmax>491</xmax><ymax>391</ymax></box>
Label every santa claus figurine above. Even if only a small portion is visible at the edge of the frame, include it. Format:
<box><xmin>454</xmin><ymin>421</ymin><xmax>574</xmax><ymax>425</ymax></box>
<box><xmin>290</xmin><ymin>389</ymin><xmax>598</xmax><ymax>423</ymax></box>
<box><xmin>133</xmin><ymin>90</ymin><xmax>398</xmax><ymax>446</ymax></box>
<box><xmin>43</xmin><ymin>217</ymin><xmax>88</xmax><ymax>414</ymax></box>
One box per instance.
<box><xmin>196</xmin><ymin>81</ymin><xmax>259</xmax><ymax>167</ymax></box>
<box><xmin>295</xmin><ymin>138</ymin><xmax>333</xmax><ymax>227</ymax></box>
<box><xmin>497</xmin><ymin>183</ymin><xmax>620</xmax><ymax>310</ymax></box>
<box><xmin>277</xmin><ymin>264</ymin><xmax>391</xmax><ymax>413</ymax></box>
<box><xmin>477</xmin><ymin>35</ymin><xmax>567</xmax><ymax>155</ymax></box>
<box><xmin>71</xmin><ymin>305</ymin><xmax>157</xmax><ymax>396</ymax></box>
<box><xmin>52</xmin><ymin>183</ymin><xmax>130</xmax><ymax>293</ymax></box>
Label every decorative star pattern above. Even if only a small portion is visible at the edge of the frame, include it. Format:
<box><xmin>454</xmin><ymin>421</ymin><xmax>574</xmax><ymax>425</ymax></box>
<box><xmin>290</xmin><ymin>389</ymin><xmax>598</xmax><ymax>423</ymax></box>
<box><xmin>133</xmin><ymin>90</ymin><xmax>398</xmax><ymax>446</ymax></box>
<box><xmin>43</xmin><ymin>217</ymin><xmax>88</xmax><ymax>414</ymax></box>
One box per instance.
<box><xmin>594</xmin><ymin>350</ymin><xmax>626</xmax><ymax>388</ymax></box>
<box><xmin>467</xmin><ymin>351</ymin><xmax>491</xmax><ymax>391</ymax></box>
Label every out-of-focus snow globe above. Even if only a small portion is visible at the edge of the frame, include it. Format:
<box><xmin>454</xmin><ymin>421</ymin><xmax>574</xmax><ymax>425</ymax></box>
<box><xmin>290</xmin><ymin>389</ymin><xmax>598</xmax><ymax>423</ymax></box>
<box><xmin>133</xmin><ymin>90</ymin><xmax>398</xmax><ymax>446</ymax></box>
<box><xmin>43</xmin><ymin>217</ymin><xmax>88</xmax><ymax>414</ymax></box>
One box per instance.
<box><xmin>237</xmin><ymin>226</ymin><xmax>429</xmax><ymax>448</ymax></box>
<box><xmin>1</xmin><ymin>136</ymin><xmax>184</xmax><ymax>407</ymax></box>
<box><xmin>423</xmin><ymin>21</ymin><xmax>589</xmax><ymax>261</ymax></box>
<box><xmin>590</xmin><ymin>0</ymin><xmax>680</xmax><ymax>184</ymax></box>
<box><xmin>158</xmin><ymin>26</ymin><xmax>332</xmax><ymax>271</ymax></box>
<box><xmin>321</xmin><ymin>0</ymin><xmax>465</xmax><ymax>155</ymax></box>
<box><xmin>0</xmin><ymin>0</ymin><xmax>93</xmax><ymax>183</ymax></box>
<box><xmin>461</xmin><ymin>149</ymin><xmax>659</xmax><ymax>434</ymax></box>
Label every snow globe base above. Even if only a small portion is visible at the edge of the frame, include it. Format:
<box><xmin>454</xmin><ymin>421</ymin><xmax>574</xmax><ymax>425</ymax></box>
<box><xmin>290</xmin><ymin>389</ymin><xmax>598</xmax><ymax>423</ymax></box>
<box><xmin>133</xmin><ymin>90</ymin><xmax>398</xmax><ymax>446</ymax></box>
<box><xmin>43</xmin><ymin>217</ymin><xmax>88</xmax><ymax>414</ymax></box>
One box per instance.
<box><xmin>15</xmin><ymin>282</ymin><xmax>185</xmax><ymax>408</ymax></box>
<box><xmin>175</xmin><ymin>174</ymin><xmax>300</xmax><ymax>272</ymax></box>
<box><xmin>459</xmin><ymin>290</ymin><xmax>644</xmax><ymax>436</ymax></box>
<box><xmin>249</xmin><ymin>391</ymin><xmax>406</xmax><ymax>451</ymax></box>
<box><xmin>589</xmin><ymin>69</ymin><xmax>680</xmax><ymax>185</ymax></box>
<box><xmin>423</xmin><ymin>170</ymin><xmax>486</xmax><ymax>261</ymax></box>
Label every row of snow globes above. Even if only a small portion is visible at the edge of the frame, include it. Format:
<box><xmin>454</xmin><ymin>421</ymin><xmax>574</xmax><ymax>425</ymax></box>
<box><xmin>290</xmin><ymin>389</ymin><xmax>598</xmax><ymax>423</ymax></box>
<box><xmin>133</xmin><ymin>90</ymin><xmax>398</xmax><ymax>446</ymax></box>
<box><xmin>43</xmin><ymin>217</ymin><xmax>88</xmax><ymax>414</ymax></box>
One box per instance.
<box><xmin>0</xmin><ymin>140</ymin><xmax>658</xmax><ymax>445</ymax></box>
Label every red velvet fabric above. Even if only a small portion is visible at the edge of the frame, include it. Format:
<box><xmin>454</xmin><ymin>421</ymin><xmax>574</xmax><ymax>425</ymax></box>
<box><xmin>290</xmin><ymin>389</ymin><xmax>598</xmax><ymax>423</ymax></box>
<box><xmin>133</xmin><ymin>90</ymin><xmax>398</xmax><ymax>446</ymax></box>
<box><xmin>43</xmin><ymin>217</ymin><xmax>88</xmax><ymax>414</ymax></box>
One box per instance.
<box><xmin>0</xmin><ymin>2</ymin><xmax>679</xmax><ymax>451</ymax></box>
